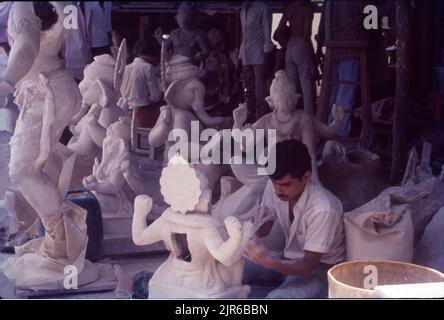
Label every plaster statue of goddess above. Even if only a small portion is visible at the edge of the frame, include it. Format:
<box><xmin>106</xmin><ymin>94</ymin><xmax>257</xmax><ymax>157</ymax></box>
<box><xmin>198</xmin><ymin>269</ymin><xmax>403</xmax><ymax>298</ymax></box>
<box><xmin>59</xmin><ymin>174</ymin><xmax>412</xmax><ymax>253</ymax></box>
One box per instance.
<box><xmin>132</xmin><ymin>155</ymin><xmax>255</xmax><ymax>298</ymax></box>
<box><xmin>0</xmin><ymin>2</ymin><xmax>98</xmax><ymax>287</ymax></box>
<box><xmin>83</xmin><ymin>117</ymin><xmax>145</xmax><ymax>216</ymax></box>
<box><xmin>232</xmin><ymin>70</ymin><xmax>345</xmax><ymax>182</ymax></box>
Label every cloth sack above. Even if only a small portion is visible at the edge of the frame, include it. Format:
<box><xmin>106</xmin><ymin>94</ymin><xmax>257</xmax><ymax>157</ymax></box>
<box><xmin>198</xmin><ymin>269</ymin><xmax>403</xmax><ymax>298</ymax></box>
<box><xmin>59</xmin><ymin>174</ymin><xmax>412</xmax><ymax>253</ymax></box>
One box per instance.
<box><xmin>344</xmin><ymin>187</ymin><xmax>414</xmax><ymax>262</ymax></box>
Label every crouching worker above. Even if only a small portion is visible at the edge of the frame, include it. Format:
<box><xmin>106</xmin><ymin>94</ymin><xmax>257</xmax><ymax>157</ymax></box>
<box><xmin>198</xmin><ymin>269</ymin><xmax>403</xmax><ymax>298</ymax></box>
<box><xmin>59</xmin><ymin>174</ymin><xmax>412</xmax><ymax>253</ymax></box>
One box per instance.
<box><xmin>244</xmin><ymin>139</ymin><xmax>346</xmax><ymax>298</ymax></box>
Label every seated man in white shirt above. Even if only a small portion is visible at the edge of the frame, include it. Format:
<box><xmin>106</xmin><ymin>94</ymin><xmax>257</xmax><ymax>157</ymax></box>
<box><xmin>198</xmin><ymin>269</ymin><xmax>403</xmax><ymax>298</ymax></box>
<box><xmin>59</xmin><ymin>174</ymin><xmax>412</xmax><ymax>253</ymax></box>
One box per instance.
<box><xmin>121</xmin><ymin>43</ymin><xmax>162</xmax><ymax>146</ymax></box>
<box><xmin>244</xmin><ymin>139</ymin><xmax>346</xmax><ymax>298</ymax></box>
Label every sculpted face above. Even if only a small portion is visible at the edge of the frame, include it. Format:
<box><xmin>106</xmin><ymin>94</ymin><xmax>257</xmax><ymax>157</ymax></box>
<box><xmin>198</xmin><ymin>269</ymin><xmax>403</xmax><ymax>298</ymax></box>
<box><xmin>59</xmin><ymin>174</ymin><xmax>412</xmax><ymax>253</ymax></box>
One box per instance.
<box><xmin>267</xmin><ymin>71</ymin><xmax>300</xmax><ymax>115</ymax></box>
<box><xmin>176</xmin><ymin>3</ymin><xmax>196</xmax><ymax>30</ymax></box>
<box><xmin>79</xmin><ymin>78</ymin><xmax>101</xmax><ymax>107</ymax></box>
<box><xmin>164</xmin><ymin>58</ymin><xmax>204</xmax><ymax>110</ymax></box>
<box><xmin>106</xmin><ymin>118</ymin><xmax>131</xmax><ymax>140</ymax></box>
<box><xmin>79</xmin><ymin>57</ymin><xmax>115</xmax><ymax>107</ymax></box>
<box><xmin>176</xmin><ymin>13</ymin><xmax>193</xmax><ymax>30</ymax></box>
<box><xmin>274</xmin><ymin>93</ymin><xmax>293</xmax><ymax>115</ymax></box>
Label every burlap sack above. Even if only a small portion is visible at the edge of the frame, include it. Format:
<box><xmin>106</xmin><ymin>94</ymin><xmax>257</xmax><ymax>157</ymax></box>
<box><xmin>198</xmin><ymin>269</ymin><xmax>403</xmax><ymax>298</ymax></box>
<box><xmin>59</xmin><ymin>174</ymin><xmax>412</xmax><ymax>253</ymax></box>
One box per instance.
<box><xmin>344</xmin><ymin>187</ymin><xmax>414</xmax><ymax>262</ymax></box>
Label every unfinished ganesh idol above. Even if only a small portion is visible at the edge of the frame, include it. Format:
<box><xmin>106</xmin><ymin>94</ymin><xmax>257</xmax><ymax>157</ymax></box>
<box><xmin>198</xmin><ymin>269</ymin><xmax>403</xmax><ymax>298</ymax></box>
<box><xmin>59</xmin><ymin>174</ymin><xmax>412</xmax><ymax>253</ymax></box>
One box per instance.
<box><xmin>160</xmin><ymin>2</ymin><xmax>209</xmax><ymax>66</ymax></box>
<box><xmin>132</xmin><ymin>155</ymin><xmax>254</xmax><ymax>298</ymax></box>
<box><xmin>232</xmin><ymin>70</ymin><xmax>345</xmax><ymax>182</ymax></box>
<box><xmin>83</xmin><ymin>117</ymin><xmax>144</xmax><ymax>216</ymax></box>
<box><xmin>68</xmin><ymin>41</ymin><xmax>128</xmax><ymax>186</ymax></box>
<box><xmin>149</xmin><ymin>55</ymin><xmax>227</xmax><ymax>160</ymax></box>
<box><xmin>0</xmin><ymin>2</ymin><xmax>98</xmax><ymax>287</ymax></box>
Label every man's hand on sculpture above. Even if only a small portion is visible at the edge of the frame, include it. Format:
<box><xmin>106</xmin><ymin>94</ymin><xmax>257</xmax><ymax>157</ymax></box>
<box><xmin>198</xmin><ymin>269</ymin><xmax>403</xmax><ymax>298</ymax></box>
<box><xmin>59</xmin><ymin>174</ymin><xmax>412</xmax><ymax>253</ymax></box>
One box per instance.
<box><xmin>224</xmin><ymin>216</ymin><xmax>242</xmax><ymax>240</ymax></box>
<box><xmin>332</xmin><ymin>104</ymin><xmax>345</xmax><ymax>123</ymax></box>
<box><xmin>244</xmin><ymin>241</ymin><xmax>272</xmax><ymax>266</ymax></box>
<box><xmin>241</xmin><ymin>220</ymin><xmax>256</xmax><ymax>241</ymax></box>
<box><xmin>134</xmin><ymin>195</ymin><xmax>153</xmax><ymax>219</ymax></box>
<box><xmin>233</xmin><ymin>103</ymin><xmax>248</xmax><ymax>126</ymax></box>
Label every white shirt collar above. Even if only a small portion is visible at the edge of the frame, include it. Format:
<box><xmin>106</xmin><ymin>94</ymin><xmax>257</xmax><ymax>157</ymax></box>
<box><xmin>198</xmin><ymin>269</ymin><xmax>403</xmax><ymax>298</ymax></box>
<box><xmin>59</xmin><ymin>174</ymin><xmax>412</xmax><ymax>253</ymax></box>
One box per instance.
<box><xmin>292</xmin><ymin>180</ymin><xmax>311</xmax><ymax>215</ymax></box>
<box><xmin>274</xmin><ymin>180</ymin><xmax>312</xmax><ymax>249</ymax></box>
<box><xmin>134</xmin><ymin>57</ymin><xmax>146</xmax><ymax>64</ymax></box>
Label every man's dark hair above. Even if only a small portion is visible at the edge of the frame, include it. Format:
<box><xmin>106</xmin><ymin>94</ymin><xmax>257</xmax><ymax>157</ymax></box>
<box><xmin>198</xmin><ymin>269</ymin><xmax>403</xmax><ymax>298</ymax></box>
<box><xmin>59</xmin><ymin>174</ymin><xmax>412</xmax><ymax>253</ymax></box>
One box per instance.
<box><xmin>137</xmin><ymin>42</ymin><xmax>159</xmax><ymax>58</ymax></box>
<box><xmin>268</xmin><ymin>139</ymin><xmax>312</xmax><ymax>181</ymax></box>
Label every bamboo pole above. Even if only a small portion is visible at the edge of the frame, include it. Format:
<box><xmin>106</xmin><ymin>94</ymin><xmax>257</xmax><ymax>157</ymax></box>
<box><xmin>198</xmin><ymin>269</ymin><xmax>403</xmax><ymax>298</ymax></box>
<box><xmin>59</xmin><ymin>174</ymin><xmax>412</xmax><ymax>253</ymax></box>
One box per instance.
<box><xmin>391</xmin><ymin>0</ymin><xmax>411</xmax><ymax>183</ymax></box>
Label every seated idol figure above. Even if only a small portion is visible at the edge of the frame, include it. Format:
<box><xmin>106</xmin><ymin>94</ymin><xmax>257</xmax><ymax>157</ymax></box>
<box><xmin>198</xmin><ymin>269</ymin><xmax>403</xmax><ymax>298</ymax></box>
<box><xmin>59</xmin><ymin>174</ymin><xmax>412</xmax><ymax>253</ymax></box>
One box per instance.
<box><xmin>83</xmin><ymin>117</ymin><xmax>145</xmax><ymax>216</ymax></box>
<box><xmin>132</xmin><ymin>155</ymin><xmax>255</xmax><ymax>298</ymax></box>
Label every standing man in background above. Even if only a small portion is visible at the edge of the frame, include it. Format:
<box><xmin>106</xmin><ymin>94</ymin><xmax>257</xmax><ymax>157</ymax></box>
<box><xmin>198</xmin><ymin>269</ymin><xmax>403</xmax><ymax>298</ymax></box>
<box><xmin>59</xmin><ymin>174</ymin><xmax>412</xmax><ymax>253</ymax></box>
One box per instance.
<box><xmin>239</xmin><ymin>1</ymin><xmax>274</xmax><ymax>124</ymax></box>
<box><xmin>275</xmin><ymin>0</ymin><xmax>316</xmax><ymax>115</ymax></box>
<box><xmin>85</xmin><ymin>1</ymin><xmax>112</xmax><ymax>58</ymax></box>
<box><xmin>121</xmin><ymin>43</ymin><xmax>162</xmax><ymax>149</ymax></box>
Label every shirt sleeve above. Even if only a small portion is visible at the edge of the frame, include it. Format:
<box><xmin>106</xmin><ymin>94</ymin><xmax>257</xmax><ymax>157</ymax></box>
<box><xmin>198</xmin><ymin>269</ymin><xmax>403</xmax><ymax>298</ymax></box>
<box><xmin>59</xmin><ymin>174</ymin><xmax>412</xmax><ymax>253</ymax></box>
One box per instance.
<box><xmin>303</xmin><ymin>209</ymin><xmax>343</xmax><ymax>254</ymax></box>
